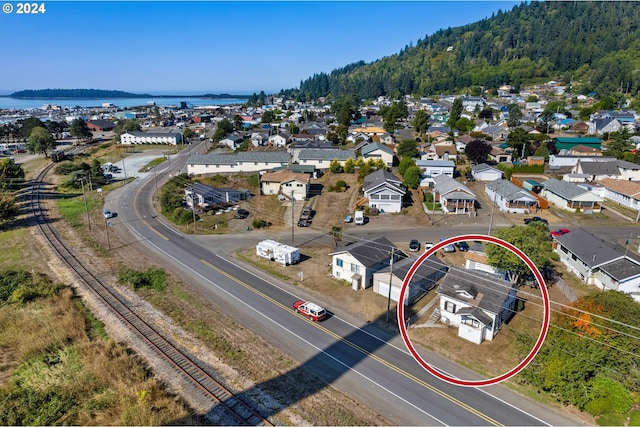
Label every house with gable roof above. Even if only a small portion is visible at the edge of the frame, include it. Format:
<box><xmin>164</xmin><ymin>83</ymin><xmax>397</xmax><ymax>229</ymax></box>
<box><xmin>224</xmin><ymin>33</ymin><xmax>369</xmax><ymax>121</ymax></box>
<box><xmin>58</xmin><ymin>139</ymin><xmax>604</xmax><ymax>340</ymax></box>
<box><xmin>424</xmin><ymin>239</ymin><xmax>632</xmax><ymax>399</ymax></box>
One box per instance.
<box><xmin>539</xmin><ymin>178</ymin><xmax>603</xmax><ymax>213</ymax></box>
<box><xmin>431</xmin><ymin>174</ymin><xmax>477</xmax><ymax>215</ymax></box>
<box><xmin>297</xmin><ymin>148</ymin><xmax>356</xmax><ymax>169</ymax></box>
<box><xmin>554</xmin><ymin>228</ymin><xmax>640</xmax><ymax>301</ymax></box>
<box><xmin>437</xmin><ymin>267</ymin><xmax>518</xmax><ymax>344</ymax></box>
<box><xmin>598</xmin><ymin>178</ymin><xmax>640</xmax><ymax>212</ymax></box>
<box><xmin>571</xmin><ymin>159</ymin><xmax>621</xmax><ymax>181</ymax></box>
<box><xmin>589</xmin><ymin>117</ymin><xmax>622</xmax><ymax>135</ymax></box>
<box><xmin>362</xmin><ymin>169</ymin><xmax>407</xmax><ymax>213</ymax></box>
<box><xmin>259</xmin><ymin>169</ymin><xmax>310</xmax><ymax>201</ymax></box>
<box><xmin>268</xmin><ymin>133</ymin><xmax>288</xmax><ymax>148</ymax></box>
<box><xmin>186</xmin><ymin>151</ymin><xmax>290</xmax><ymax>175</ymax></box>
<box><xmin>361</xmin><ymin>142</ymin><xmax>395</xmax><ymax>168</ymax></box>
<box><xmin>373</xmin><ymin>255</ymin><xmax>448</xmax><ymax>305</ymax></box>
<box><xmin>329</xmin><ymin>236</ymin><xmax>402</xmax><ymax>291</ymax></box>
<box><xmin>471</xmin><ymin>163</ymin><xmax>503</xmax><ymax>181</ymax></box>
<box><xmin>484</xmin><ymin>179</ymin><xmax>538</xmax><ymax>213</ymax></box>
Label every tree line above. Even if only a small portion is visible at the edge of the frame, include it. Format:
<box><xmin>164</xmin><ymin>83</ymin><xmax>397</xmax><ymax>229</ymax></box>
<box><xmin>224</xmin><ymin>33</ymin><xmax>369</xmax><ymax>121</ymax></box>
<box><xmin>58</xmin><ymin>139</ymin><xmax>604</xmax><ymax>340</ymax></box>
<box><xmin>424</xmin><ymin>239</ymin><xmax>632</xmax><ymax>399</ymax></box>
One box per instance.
<box><xmin>287</xmin><ymin>2</ymin><xmax>640</xmax><ymax>102</ymax></box>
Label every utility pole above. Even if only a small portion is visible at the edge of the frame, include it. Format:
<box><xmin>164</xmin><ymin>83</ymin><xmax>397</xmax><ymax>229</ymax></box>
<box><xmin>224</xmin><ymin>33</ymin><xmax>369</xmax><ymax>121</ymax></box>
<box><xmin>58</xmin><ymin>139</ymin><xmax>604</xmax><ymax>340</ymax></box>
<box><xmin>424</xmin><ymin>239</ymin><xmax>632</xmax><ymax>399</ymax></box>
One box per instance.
<box><xmin>488</xmin><ymin>189</ymin><xmax>497</xmax><ymax>235</ymax></box>
<box><xmin>105</xmin><ymin>218</ymin><xmax>111</xmax><ymax>250</ymax></box>
<box><xmin>291</xmin><ymin>190</ymin><xmax>295</xmax><ymax>245</ymax></box>
<box><xmin>80</xmin><ymin>178</ymin><xmax>91</xmax><ymax>230</ymax></box>
<box><xmin>386</xmin><ymin>247</ymin><xmax>395</xmax><ymax>324</ymax></box>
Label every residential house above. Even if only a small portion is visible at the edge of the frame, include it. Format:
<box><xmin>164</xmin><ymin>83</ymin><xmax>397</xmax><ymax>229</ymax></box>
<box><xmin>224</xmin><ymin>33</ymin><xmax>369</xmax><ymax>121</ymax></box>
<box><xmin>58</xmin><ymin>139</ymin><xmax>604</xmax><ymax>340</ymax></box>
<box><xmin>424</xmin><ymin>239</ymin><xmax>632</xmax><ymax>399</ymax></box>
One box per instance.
<box><xmin>616</xmin><ymin>160</ymin><xmax>640</xmax><ymax>181</ymax></box>
<box><xmin>598</xmin><ymin>178</ymin><xmax>640</xmax><ymax>213</ymax></box>
<box><xmin>568</xmin><ymin>121</ymin><xmax>590</xmax><ymax>134</ymax></box>
<box><xmin>268</xmin><ymin>133</ymin><xmax>288</xmax><ymax>148</ymax></box>
<box><xmin>416</xmin><ymin>160</ymin><xmax>456</xmax><ymax>183</ymax></box>
<box><xmin>464</xmin><ymin>242</ymin><xmax>497</xmax><ymax>274</ymax></box>
<box><xmin>373</xmin><ymin>255</ymin><xmax>448</xmax><ymax>305</ymax></box>
<box><xmin>568</xmin><ymin>144</ymin><xmax>602</xmax><ymax>157</ymax></box>
<box><xmin>185</xmin><ymin>182</ymin><xmax>251</xmax><ymax>210</ymax></box>
<box><xmin>346</xmin><ymin>132</ymin><xmax>372</xmax><ymax>144</ymax></box>
<box><xmin>539</xmin><ymin>178</ymin><xmax>603</xmax><ymax>213</ymax></box>
<box><xmin>363</xmin><ymin>169</ymin><xmax>407</xmax><ymax>213</ymax></box>
<box><xmin>187</xmin><ymin>151</ymin><xmax>290</xmax><ymax>175</ymax></box>
<box><xmin>554</xmin><ymin>228</ymin><xmax>640</xmax><ymax>302</ymax></box>
<box><xmin>548</xmin><ymin>155</ymin><xmax>617</xmax><ymax>169</ymax></box>
<box><xmin>219</xmin><ymin>134</ymin><xmax>244</xmax><ymax>150</ymax></box>
<box><xmin>484</xmin><ymin>179</ymin><xmax>538</xmax><ymax>213</ymax></box>
<box><xmin>424</xmin><ymin>142</ymin><xmax>457</xmax><ymax>161</ymax></box>
<box><xmin>488</xmin><ymin>145</ymin><xmax>512</xmax><ymax>163</ymax></box>
<box><xmin>250</xmin><ymin>132</ymin><xmax>268</xmax><ymax>147</ymax></box>
<box><xmin>361</xmin><ymin>142</ymin><xmax>395</xmax><ymax>168</ymax></box>
<box><xmin>481</xmin><ymin>125</ymin><xmax>510</xmax><ymax>140</ymax></box>
<box><xmin>379</xmin><ymin>133</ymin><xmax>396</xmax><ymax>145</ymax></box>
<box><xmin>351</xmin><ymin>126</ymin><xmax>387</xmax><ymax>137</ymax></box>
<box><xmin>471</xmin><ymin>163</ymin><xmax>503</xmax><ymax>182</ymax></box>
<box><xmin>288</xmin><ymin>140</ymin><xmax>335</xmax><ymax>162</ymax></box>
<box><xmin>431</xmin><ymin>174</ymin><xmax>477</xmax><ymax>215</ymax></box>
<box><xmin>589</xmin><ymin>118</ymin><xmax>622</xmax><ymax>135</ymax></box>
<box><xmin>571</xmin><ymin>159</ymin><xmax>621</xmax><ymax>181</ymax></box>
<box><xmin>297</xmin><ymin>148</ymin><xmax>356</xmax><ymax>170</ymax></box>
<box><xmin>259</xmin><ymin>169</ymin><xmax>310</xmax><ymax>201</ymax></box>
<box><xmin>437</xmin><ymin>267</ymin><xmax>518</xmax><ymax>344</ymax></box>
<box><xmin>329</xmin><ymin>237</ymin><xmax>402</xmax><ymax>291</ymax></box>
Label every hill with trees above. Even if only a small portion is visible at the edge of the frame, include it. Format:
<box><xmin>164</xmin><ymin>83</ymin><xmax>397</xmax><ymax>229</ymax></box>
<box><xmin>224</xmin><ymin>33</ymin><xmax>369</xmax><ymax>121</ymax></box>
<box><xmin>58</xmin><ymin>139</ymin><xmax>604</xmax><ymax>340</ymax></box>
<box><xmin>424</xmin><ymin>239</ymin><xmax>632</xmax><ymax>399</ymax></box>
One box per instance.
<box><xmin>286</xmin><ymin>1</ymin><xmax>640</xmax><ymax>101</ymax></box>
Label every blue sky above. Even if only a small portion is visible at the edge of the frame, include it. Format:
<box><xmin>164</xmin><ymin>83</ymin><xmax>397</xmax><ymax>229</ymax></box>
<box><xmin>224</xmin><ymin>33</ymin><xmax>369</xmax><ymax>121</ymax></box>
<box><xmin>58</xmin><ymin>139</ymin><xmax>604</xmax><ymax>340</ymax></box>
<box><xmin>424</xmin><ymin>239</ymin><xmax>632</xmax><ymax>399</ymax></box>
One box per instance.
<box><xmin>0</xmin><ymin>1</ymin><xmax>521</xmax><ymax>95</ymax></box>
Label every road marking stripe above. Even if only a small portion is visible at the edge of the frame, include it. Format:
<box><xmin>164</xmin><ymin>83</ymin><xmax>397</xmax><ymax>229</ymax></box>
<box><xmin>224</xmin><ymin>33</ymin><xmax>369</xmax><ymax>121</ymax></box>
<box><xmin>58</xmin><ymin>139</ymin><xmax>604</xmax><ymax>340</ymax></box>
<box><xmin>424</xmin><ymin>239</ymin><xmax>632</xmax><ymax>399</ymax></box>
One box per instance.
<box><xmin>201</xmin><ymin>259</ymin><xmax>503</xmax><ymax>426</ymax></box>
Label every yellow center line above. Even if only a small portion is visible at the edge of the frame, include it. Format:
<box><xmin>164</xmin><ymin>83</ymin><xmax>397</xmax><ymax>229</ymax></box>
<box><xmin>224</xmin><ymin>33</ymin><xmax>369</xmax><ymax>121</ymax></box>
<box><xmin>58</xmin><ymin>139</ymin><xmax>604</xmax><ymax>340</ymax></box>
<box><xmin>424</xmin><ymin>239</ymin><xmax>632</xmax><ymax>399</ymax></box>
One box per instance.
<box><xmin>201</xmin><ymin>259</ymin><xmax>503</xmax><ymax>426</ymax></box>
<box><xmin>147</xmin><ymin>224</ymin><xmax>169</xmax><ymax>240</ymax></box>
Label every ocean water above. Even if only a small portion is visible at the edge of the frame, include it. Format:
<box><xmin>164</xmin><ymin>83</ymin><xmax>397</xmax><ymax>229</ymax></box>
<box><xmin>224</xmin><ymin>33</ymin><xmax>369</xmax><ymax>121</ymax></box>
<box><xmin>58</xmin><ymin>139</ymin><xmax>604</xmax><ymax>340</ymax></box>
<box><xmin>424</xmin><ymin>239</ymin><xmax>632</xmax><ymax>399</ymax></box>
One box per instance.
<box><xmin>0</xmin><ymin>96</ymin><xmax>248</xmax><ymax>110</ymax></box>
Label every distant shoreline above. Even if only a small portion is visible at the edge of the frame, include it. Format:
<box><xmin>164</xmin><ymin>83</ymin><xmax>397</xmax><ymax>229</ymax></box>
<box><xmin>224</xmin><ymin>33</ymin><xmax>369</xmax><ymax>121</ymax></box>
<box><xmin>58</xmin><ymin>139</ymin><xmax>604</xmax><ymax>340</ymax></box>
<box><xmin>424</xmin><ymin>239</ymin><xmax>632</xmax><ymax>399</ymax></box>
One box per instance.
<box><xmin>7</xmin><ymin>89</ymin><xmax>251</xmax><ymax>100</ymax></box>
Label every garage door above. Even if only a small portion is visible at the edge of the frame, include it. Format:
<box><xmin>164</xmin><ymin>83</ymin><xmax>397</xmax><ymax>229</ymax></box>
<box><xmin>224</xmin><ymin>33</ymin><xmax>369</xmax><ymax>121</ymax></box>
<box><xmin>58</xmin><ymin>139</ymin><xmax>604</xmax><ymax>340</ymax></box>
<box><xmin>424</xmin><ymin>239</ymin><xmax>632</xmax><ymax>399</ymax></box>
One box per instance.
<box><xmin>378</xmin><ymin>281</ymin><xmax>401</xmax><ymax>303</ymax></box>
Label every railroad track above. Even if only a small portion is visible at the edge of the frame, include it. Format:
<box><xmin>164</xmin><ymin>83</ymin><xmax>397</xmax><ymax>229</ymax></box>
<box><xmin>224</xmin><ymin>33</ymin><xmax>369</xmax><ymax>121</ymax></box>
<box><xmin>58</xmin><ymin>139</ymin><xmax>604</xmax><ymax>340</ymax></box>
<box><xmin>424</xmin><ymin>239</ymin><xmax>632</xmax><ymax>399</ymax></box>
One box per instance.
<box><xmin>29</xmin><ymin>160</ymin><xmax>272</xmax><ymax>426</ymax></box>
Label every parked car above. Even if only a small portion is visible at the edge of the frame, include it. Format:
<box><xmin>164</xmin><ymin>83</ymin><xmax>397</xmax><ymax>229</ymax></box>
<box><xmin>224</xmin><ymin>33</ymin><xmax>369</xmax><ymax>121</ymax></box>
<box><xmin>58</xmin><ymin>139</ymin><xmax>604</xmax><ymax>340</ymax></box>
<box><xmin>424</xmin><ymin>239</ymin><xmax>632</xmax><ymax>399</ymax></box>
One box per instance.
<box><xmin>524</xmin><ymin>216</ymin><xmax>549</xmax><ymax>226</ymax></box>
<box><xmin>550</xmin><ymin>228</ymin><xmax>571</xmax><ymax>237</ymax></box>
<box><xmin>409</xmin><ymin>239</ymin><xmax>420</xmax><ymax>252</ymax></box>
<box><xmin>440</xmin><ymin>237</ymin><xmax>455</xmax><ymax>253</ymax></box>
<box><xmin>292</xmin><ymin>300</ymin><xmax>327</xmax><ymax>321</ymax></box>
<box><xmin>103</xmin><ymin>208</ymin><xmax>113</xmax><ymax>219</ymax></box>
<box><xmin>424</xmin><ymin>242</ymin><xmax>435</xmax><ymax>252</ymax></box>
<box><xmin>235</xmin><ymin>208</ymin><xmax>249</xmax><ymax>219</ymax></box>
<box><xmin>297</xmin><ymin>218</ymin><xmax>311</xmax><ymax>227</ymax></box>
<box><xmin>300</xmin><ymin>207</ymin><xmax>313</xmax><ymax>220</ymax></box>
<box><xmin>344</xmin><ymin>215</ymin><xmax>353</xmax><ymax>223</ymax></box>
<box><xmin>454</xmin><ymin>241</ymin><xmax>470</xmax><ymax>252</ymax></box>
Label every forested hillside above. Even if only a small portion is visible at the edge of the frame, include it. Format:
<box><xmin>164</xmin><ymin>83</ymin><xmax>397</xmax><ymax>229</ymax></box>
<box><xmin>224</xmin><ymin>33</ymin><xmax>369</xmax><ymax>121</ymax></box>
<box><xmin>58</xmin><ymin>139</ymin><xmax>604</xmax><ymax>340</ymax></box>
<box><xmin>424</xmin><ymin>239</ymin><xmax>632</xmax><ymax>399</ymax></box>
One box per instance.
<box><xmin>289</xmin><ymin>1</ymin><xmax>640</xmax><ymax>101</ymax></box>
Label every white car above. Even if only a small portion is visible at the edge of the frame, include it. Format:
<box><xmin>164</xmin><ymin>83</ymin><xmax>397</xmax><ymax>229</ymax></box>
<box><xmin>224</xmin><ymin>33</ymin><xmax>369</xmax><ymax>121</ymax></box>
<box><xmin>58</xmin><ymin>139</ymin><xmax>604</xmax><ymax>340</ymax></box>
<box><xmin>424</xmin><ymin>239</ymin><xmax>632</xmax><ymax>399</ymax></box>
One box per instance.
<box><xmin>424</xmin><ymin>242</ymin><xmax>434</xmax><ymax>252</ymax></box>
<box><xmin>103</xmin><ymin>208</ymin><xmax>114</xmax><ymax>219</ymax></box>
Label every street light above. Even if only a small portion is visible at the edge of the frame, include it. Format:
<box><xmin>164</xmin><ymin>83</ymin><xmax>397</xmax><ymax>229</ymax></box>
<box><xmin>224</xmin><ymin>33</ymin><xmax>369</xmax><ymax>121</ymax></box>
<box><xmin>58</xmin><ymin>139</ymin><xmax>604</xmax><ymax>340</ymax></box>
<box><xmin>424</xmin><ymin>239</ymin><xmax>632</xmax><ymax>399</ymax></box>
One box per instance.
<box><xmin>79</xmin><ymin>177</ymin><xmax>91</xmax><ymax>230</ymax></box>
<box><xmin>624</xmin><ymin>233</ymin><xmax>640</xmax><ymax>257</ymax></box>
<box><xmin>385</xmin><ymin>247</ymin><xmax>396</xmax><ymax>324</ymax></box>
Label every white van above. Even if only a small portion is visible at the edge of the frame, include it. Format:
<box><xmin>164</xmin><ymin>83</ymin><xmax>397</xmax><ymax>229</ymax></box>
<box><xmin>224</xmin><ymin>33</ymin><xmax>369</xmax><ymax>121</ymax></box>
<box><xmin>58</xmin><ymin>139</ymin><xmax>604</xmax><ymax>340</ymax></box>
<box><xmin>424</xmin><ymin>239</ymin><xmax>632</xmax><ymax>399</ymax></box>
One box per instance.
<box><xmin>354</xmin><ymin>210</ymin><xmax>364</xmax><ymax>225</ymax></box>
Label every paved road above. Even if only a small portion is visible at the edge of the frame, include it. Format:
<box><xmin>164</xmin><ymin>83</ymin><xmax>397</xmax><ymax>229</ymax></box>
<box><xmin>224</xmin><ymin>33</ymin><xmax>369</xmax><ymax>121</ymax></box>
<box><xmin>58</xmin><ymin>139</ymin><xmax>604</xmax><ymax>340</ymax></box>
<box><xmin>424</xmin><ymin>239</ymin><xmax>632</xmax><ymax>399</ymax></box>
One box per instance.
<box><xmin>104</xmin><ymin>149</ymin><xmax>593</xmax><ymax>426</ymax></box>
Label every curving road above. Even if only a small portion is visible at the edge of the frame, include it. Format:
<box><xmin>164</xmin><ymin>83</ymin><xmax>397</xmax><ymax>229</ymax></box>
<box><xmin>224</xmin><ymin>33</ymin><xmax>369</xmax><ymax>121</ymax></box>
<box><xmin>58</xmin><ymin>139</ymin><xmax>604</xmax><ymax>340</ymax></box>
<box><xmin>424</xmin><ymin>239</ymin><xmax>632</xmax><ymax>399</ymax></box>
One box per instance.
<box><xmin>107</xmin><ymin>147</ymin><xmax>590</xmax><ymax>426</ymax></box>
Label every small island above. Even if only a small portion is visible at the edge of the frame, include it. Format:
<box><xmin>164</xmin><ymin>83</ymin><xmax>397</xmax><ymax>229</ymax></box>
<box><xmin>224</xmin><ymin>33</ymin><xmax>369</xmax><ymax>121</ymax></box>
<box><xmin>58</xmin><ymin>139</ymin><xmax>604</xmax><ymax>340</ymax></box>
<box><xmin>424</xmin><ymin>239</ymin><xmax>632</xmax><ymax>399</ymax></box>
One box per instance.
<box><xmin>10</xmin><ymin>89</ymin><xmax>152</xmax><ymax>99</ymax></box>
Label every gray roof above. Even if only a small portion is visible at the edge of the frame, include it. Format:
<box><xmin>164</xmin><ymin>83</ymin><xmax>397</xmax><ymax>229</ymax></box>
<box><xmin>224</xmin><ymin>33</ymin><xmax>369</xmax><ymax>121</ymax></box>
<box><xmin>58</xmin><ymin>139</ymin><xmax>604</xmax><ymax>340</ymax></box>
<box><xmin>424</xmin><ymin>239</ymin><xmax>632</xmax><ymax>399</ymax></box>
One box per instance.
<box><xmin>577</xmin><ymin>160</ymin><xmax>621</xmax><ymax>176</ymax></box>
<box><xmin>555</xmin><ymin>228</ymin><xmax>625</xmax><ymax>268</ymax></box>
<box><xmin>377</xmin><ymin>255</ymin><xmax>448</xmax><ymax>284</ymax></box>
<box><xmin>437</xmin><ymin>267</ymin><xmax>514</xmax><ymax>315</ymax></box>
<box><xmin>297</xmin><ymin>148</ymin><xmax>355</xmax><ymax>161</ymax></box>
<box><xmin>617</xmin><ymin>159</ymin><xmax>640</xmax><ymax>171</ymax></box>
<box><xmin>599</xmin><ymin>258</ymin><xmax>640</xmax><ymax>282</ymax></box>
<box><xmin>433</xmin><ymin>174</ymin><xmax>475</xmax><ymax>199</ymax></box>
<box><xmin>471</xmin><ymin>163</ymin><xmax>501</xmax><ymax>173</ymax></box>
<box><xmin>485</xmin><ymin>179</ymin><xmax>537</xmax><ymax>201</ymax></box>
<box><xmin>363</xmin><ymin>169</ymin><xmax>406</xmax><ymax>194</ymax></box>
<box><xmin>330</xmin><ymin>236</ymin><xmax>400</xmax><ymax>268</ymax></box>
<box><xmin>416</xmin><ymin>160</ymin><xmax>456</xmax><ymax>168</ymax></box>
<box><xmin>125</xmin><ymin>130</ymin><xmax>181</xmax><ymax>137</ymax></box>
<box><xmin>188</xmin><ymin>150</ymin><xmax>290</xmax><ymax>165</ymax></box>
<box><xmin>541</xmin><ymin>178</ymin><xmax>590</xmax><ymax>200</ymax></box>
<box><xmin>361</xmin><ymin>142</ymin><xmax>394</xmax><ymax>156</ymax></box>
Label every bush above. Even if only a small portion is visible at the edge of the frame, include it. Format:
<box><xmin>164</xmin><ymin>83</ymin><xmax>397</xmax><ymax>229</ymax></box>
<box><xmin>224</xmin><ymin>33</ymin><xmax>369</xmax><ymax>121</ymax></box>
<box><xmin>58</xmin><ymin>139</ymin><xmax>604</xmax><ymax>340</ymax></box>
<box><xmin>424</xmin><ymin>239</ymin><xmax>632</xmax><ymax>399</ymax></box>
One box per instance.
<box><xmin>0</xmin><ymin>270</ymin><xmax>62</xmax><ymax>306</ymax></box>
<box><xmin>335</xmin><ymin>180</ymin><xmax>347</xmax><ymax>192</ymax></box>
<box><xmin>252</xmin><ymin>219</ymin><xmax>271</xmax><ymax>229</ymax></box>
<box><xmin>119</xmin><ymin>268</ymin><xmax>167</xmax><ymax>291</ymax></box>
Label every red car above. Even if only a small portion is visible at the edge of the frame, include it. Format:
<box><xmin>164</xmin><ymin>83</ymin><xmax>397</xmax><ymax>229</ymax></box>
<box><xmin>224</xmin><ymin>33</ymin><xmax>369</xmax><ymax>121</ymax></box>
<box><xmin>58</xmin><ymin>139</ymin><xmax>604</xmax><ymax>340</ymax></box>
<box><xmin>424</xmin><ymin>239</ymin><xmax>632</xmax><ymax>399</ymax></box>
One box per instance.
<box><xmin>550</xmin><ymin>228</ymin><xmax>571</xmax><ymax>237</ymax></box>
<box><xmin>292</xmin><ymin>300</ymin><xmax>327</xmax><ymax>321</ymax></box>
